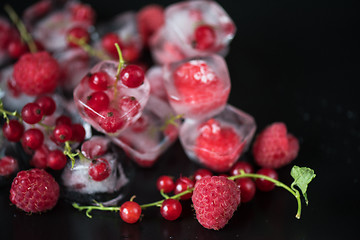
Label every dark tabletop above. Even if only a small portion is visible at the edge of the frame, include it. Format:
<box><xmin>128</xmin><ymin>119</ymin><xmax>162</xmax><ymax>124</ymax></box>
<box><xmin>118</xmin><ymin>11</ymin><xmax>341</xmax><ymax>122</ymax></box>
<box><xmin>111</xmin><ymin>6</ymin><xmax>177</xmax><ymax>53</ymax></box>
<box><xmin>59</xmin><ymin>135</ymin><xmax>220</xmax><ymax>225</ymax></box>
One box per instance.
<box><xmin>1</xmin><ymin>0</ymin><xmax>359</xmax><ymax>239</ymax></box>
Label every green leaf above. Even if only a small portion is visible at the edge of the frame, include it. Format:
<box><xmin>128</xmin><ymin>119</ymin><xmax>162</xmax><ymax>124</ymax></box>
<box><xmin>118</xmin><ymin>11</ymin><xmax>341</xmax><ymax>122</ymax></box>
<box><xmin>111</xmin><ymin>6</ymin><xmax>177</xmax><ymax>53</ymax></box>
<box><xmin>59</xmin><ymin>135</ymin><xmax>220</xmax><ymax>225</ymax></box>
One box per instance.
<box><xmin>290</xmin><ymin>166</ymin><xmax>316</xmax><ymax>205</ymax></box>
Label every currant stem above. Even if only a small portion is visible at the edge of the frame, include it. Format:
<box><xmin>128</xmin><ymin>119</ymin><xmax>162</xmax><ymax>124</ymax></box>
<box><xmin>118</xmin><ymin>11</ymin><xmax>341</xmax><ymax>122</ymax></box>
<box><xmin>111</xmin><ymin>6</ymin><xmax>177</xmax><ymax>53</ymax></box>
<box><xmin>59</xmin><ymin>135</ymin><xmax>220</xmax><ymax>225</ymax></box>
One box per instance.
<box><xmin>140</xmin><ymin>188</ymin><xmax>193</xmax><ymax>209</ymax></box>
<box><xmin>4</xmin><ymin>4</ymin><xmax>37</xmax><ymax>53</ymax></box>
<box><xmin>72</xmin><ymin>202</ymin><xmax>119</xmax><ymax>218</ymax></box>
<box><xmin>0</xmin><ymin>100</ymin><xmax>22</xmax><ymax>123</ymax></box>
<box><xmin>113</xmin><ymin>43</ymin><xmax>125</xmax><ymax>100</ymax></box>
<box><xmin>228</xmin><ymin>173</ymin><xmax>302</xmax><ymax>219</ymax></box>
<box><xmin>67</xmin><ymin>35</ymin><xmax>110</xmax><ymax>60</ymax></box>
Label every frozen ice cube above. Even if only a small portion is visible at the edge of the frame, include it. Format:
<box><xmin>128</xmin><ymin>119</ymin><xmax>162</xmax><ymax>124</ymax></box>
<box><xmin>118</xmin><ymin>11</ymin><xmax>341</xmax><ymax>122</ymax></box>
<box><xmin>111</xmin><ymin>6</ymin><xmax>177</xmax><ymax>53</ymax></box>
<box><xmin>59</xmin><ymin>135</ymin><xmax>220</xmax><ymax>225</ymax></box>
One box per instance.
<box><xmin>163</xmin><ymin>54</ymin><xmax>231</xmax><ymax>120</ymax></box>
<box><xmin>73</xmin><ymin>60</ymin><xmax>150</xmax><ymax>136</ymax></box>
<box><xmin>111</xmin><ymin>95</ymin><xmax>180</xmax><ymax>167</ymax></box>
<box><xmin>146</xmin><ymin>65</ymin><xmax>168</xmax><ymax>101</ymax></box>
<box><xmin>179</xmin><ymin>104</ymin><xmax>256</xmax><ymax>172</ymax></box>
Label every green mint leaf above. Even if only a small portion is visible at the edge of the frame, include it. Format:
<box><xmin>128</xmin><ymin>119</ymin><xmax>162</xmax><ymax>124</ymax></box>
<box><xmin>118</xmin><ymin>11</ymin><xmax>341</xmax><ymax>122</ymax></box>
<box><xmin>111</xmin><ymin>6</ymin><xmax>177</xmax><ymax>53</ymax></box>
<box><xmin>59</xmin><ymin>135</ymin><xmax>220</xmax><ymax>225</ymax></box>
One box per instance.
<box><xmin>290</xmin><ymin>166</ymin><xmax>316</xmax><ymax>205</ymax></box>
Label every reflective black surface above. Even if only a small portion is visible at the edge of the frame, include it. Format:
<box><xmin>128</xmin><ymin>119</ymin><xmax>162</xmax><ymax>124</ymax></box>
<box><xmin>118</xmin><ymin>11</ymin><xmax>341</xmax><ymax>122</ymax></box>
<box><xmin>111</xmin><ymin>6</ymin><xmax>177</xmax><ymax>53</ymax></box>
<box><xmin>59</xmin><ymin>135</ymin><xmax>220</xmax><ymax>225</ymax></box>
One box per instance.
<box><xmin>1</xmin><ymin>0</ymin><xmax>359</xmax><ymax>239</ymax></box>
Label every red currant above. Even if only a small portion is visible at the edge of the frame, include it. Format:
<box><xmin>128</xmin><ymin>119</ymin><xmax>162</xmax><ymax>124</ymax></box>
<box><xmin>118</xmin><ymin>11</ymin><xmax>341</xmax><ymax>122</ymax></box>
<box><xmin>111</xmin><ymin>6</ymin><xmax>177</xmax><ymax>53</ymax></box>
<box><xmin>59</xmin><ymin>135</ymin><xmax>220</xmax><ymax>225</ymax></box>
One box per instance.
<box><xmin>7</xmin><ymin>39</ymin><xmax>28</xmax><ymax>59</ymax></box>
<box><xmin>86</xmin><ymin>91</ymin><xmax>110</xmax><ymax>114</ymax></box>
<box><xmin>88</xmin><ymin>72</ymin><xmax>110</xmax><ymax>91</ymax></box>
<box><xmin>122</xmin><ymin>44</ymin><xmax>140</xmax><ymax>63</ymax></box>
<box><xmin>229</xmin><ymin>161</ymin><xmax>254</xmax><ymax>176</ymax></box>
<box><xmin>88</xmin><ymin>158</ymin><xmax>111</xmax><ymax>181</ymax></box>
<box><xmin>255</xmin><ymin>168</ymin><xmax>278</xmax><ymax>192</ymax></box>
<box><xmin>101</xmin><ymin>33</ymin><xmax>121</xmax><ymax>58</ymax></box>
<box><xmin>118</xmin><ymin>96</ymin><xmax>140</xmax><ymax>118</ymax></box>
<box><xmin>47</xmin><ymin>150</ymin><xmax>67</xmax><ymax>170</ymax></box>
<box><xmin>174</xmin><ymin>177</ymin><xmax>195</xmax><ymax>200</ymax></box>
<box><xmin>160</xmin><ymin>199</ymin><xmax>182</xmax><ymax>221</ymax></box>
<box><xmin>53</xmin><ymin>124</ymin><xmax>73</xmax><ymax>143</ymax></box>
<box><xmin>194</xmin><ymin>25</ymin><xmax>216</xmax><ymax>50</ymax></box>
<box><xmin>193</xmin><ymin>168</ymin><xmax>213</xmax><ymax>182</ymax></box>
<box><xmin>0</xmin><ymin>156</ymin><xmax>18</xmax><ymax>176</ymax></box>
<box><xmin>70</xmin><ymin>124</ymin><xmax>86</xmax><ymax>142</ymax></box>
<box><xmin>30</xmin><ymin>144</ymin><xmax>49</xmax><ymax>168</ymax></box>
<box><xmin>2</xmin><ymin>119</ymin><xmax>24</xmax><ymax>142</ymax></box>
<box><xmin>67</xmin><ymin>26</ymin><xmax>90</xmax><ymax>48</ymax></box>
<box><xmin>55</xmin><ymin>115</ymin><xmax>72</xmax><ymax>126</ymax></box>
<box><xmin>97</xmin><ymin>108</ymin><xmax>125</xmax><ymax>133</ymax></box>
<box><xmin>120</xmin><ymin>65</ymin><xmax>145</xmax><ymax>88</ymax></box>
<box><xmin>156</xmin><ymin>176</ymin><xmax>175</xmax><ymax>193</ymax></box>
<box><xmin>21</xmin><ymin>102</ymin><xmax>44</xmax><ymax>124</ymax></box>
<box><xmin>21</xmin><ymin>128</ymin><xmax>44</xmax><ymax>150</ymax></box>
<box><xmin>235</xmin><ymin>178</ymin><xmax>256</xmax><ymax>203</ymax></box>
<box><xmin>35</xmin><ymin>95</ymin><xmax>56</xmax><ymax>116</ymax></box>
<box><xmin>119</xmin><ymin>201</ymin><xmax>142</xmax><ymax>224</ymax></box>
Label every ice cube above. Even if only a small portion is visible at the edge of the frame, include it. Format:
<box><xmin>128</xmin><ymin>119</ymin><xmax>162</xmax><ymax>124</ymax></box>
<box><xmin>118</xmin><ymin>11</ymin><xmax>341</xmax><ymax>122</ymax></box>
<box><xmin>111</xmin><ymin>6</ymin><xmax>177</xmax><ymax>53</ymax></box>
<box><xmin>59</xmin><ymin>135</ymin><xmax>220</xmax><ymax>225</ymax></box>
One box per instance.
<box><xmin>73</xmin><ymin>60</ymin><xmax>150</xmax><ymax>136</ymax></box>
<box><xmin>146</xmin><ymin>65</ymin><xmax>168</xmax><ymax>101</ymax></box>
<box><xmin>163</xmin><ymin>54</ymin><xmax>231</xmax><ymax>120</ymax></box>
<box><xmin>111</xmin><ymin>95</ymin><xmax>180</xmax><ymax>167</ymax></box>
<box><xmin>179</xmin><ymin>104</ymin><xmax>256</xmax><ymax>172</ymax></box>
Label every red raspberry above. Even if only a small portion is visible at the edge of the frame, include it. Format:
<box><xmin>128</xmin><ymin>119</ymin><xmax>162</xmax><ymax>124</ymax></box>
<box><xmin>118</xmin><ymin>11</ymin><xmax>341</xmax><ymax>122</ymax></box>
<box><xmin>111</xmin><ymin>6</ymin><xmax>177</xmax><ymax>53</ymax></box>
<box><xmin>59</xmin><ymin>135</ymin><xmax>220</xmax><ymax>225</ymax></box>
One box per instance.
<box><xmin>192</xmin><ymin>176</ymin><xmax>240</xmax><ymax>230</ymax></box>
<box><xmin>137</xmin><ymin>5</ymin><xmax>164</xmax><ymax>45</ymax></box>
<box><xmin>13</xmin><ymin>51</ymin><xmax>60</xmax><ymax>96</ymax></box>
<box><xmin>10</xmin><ymin>169</ymin><xmax>59</xmax><ymax>213</ymax></box>
<box><xmin>252</xmin><ymin>122</ymin><xmax>299</xmax><ymax>169</ymax></box>
<box><xmin>195</xmin><ymin>119</ymin><xmax>245</xmax><ymax>172</ymax></box>
<box><xmin>0</xmin><ymin>156</ymin><xmax>18</xmax><ymax>176</ymax></box>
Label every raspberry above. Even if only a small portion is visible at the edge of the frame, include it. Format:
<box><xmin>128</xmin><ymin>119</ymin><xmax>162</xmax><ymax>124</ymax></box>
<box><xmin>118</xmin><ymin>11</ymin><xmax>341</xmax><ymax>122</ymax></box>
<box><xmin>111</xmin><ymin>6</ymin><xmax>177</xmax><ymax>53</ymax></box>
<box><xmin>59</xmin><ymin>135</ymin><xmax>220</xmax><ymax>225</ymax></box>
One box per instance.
<box><xmin>13</xmin><ymin>51</ymin><xmax>60</xmax><ymax>96</ymax></box>
<box><xmin>192</xmin><ymin>176</ymin><xmax>240</xmax><ymax>230</ymax></box>
<box><xmin>252</xmin><ymin>122</ymin><xmax>300</xmax><ymax>169</ymax></box>
<box><xmin>195</xmin><ymin>119</ymin><xmax>245</xmax><ymax>172</ymax></box>
<box><xmin>10</xmin><ymin>169</ymin><xmax>59</xmax><ymax>213</ymax></box>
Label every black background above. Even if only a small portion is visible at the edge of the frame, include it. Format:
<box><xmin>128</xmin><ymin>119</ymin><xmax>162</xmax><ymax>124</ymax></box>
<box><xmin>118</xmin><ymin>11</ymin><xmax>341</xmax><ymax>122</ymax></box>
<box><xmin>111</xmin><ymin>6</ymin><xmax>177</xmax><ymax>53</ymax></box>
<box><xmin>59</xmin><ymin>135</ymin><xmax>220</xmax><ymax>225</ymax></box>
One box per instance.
<box><xmin>1</xmin><ymin>0</ymin><xmax>359</xmax><ymax>239</ymax></box>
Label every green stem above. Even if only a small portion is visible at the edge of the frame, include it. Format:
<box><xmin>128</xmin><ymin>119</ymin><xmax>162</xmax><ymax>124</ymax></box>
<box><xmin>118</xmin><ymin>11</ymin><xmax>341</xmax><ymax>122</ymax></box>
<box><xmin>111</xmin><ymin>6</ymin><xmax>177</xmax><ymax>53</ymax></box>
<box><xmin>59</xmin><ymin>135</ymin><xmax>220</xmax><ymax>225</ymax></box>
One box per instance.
<box><xmin>0</xmin><ymin>100</ymin><xmax>22</xmax><ymax>123</ymax></box>
<box><xmin>4</xmin><ymin>4</ymin><xmax>37</xmax><ymax>53</ymax></box>
<box><xmin>72</xmin><ymin>203</ymin><xmax>119</xmax><ymax>218</ymax></box>
<box><xmin>140</xmin><ymin>188</ymin><xmax>193</xmax><ymax>209</ymax></box>
<box><xmin>228</xmin><ymin>173</ymin><xmax>302</xmax><ymax>219</ymax></box>
<box><xmin>67</xmin><ymin>35</ymin><xmax>110</xmax><ymax>60</ymax></box>
<box><xmin>37</xmin><ymin>121</ymin><xmax>55</xmax><ymax>131</ymax></box>
<box><xmin>113</xmin><ymin>43</ymin><xmax>125</xmax><ymax>100</ymax></box>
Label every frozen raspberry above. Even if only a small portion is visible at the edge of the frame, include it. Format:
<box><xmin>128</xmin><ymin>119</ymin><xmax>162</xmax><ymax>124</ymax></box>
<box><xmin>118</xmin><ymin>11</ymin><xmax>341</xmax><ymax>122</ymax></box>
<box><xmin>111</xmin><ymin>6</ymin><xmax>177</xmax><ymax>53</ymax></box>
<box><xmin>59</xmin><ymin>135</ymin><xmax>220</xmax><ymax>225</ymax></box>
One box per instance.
<box><xmin>192</xmin><ymin>176</ymin><xmax>240</xmax><ymax>230</ymax></box>
<box><xmin>10</xmin><ymin>169</ymin><xmax>59</xmax><ymax>213</ymax></box>
<box><xmin>0</xmin><ymin>156</ymin><xmax>18</xmax><ymax>176</ymax></box>
<box><xmin>195</xmin><ymin>119</ymin><xmax>245</xmax><ymax>172</ymax></box>
<box><xmin>252</xmin><ymin>122</ymin><xmax>299</xmax><ymax>169</ymax></box>
<box><xmin>13</xmin><ymin>51</ymin><xmax>60</xmax><ymax>96</ymax></box>
<box><xmin>137</xmin><ymin>5</ymin><xmax>164</xmax><ymax>45</ymax></box>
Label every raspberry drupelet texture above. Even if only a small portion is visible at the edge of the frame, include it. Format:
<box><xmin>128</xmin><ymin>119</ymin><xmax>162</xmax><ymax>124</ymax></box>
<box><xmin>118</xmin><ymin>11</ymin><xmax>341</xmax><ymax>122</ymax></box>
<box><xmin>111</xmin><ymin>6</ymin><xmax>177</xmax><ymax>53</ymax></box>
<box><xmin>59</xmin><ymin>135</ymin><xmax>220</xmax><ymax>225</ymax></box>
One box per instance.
<box><xmin>252</xmin><ymin>122</ymin><xmax>299</xmax><ymax>169</ymax></box>
<box><xmin>192</xmin><ymin>176</ymin><xmax>241</xmax><ymax>230</ymax></box>
<box><xmin>13</xmin><ymin>51</ymin><xmax>60</xmax><ymax>96</ymax></box>
<box><xmin>10</xmin><ymin>169</ymin><xmax>60</xmax><ymax>213</ymax></box>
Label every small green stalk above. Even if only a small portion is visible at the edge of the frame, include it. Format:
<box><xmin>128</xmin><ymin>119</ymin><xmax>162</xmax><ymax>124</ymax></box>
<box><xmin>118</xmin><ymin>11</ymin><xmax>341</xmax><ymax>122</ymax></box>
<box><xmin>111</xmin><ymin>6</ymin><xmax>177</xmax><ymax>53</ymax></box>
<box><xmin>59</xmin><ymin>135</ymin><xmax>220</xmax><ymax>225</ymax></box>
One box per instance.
<box><xmin>63</xmin><ymin>141</ymin><xmax>88</xmax><ymax>168</ymax></box>
<box><xmin>113</xmin><ymin>43</ymin><xmax>125</xmax><ymax>100</ymax></box>
<box><xmin>4</xmin><ymin>4</ymin><xmax>37</xmax><ymax>53</ymax></box>
<box><xmin>67</xmin><ymin>35</ymin><xmax>110</xmax><ymax>60</ymax></box>
<box><xmin>73</xmin><ymin>202</ymin><xmax>120</xmax><ymax>219</ymax></box>
<box><xmin>0</xmin><ymin>100</ymin><xmax>21</xmax><ymax>123</ymax></box>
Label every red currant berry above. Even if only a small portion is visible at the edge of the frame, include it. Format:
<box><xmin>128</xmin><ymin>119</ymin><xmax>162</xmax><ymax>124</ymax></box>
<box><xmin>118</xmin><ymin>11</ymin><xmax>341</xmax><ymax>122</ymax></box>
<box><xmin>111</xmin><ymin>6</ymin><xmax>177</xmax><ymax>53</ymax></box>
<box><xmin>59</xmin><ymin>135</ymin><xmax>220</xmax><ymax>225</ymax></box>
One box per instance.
<box><xmin>30</xmin><ymin>144</ymin><xmax>49</xmax><ymax>168</ymax></box>
<box><xmin>21</xmin><ymin>102</ymin><xmax>44</xmax><ymax>124</ymax></box>
<box><xmin>21</xmin><ymin>128</ymin><xmax>44</xmax><ymax>150</ymax></box>
<box><xmin>70</xmin><ymin>124</ymin><xmax>86</xmax><ymax>142</ymax></box>
<box><xmin>53</xmin><ymin>124</ymin><xmax>73</xmax><ymax>143</ymax></box>
<box><xmin>235</xmin><ymin>178</ymin><xmax>256</xmax><ymax>203</ymax></box>
<box><xmin>120</xmin><ymin>65</ymin><xmax>145</xmax><ymax>88</ymax></box>
<box><xmin>67</xmin><ymin>26</ymin><xmax>90</xmax><ymax>48</ymax></box>
<box><xmin>122</xmin><ymin>44</ymin><xmax>140</xmax><ymax>63</ymax></box>
<box><xmin>193</xmin><ymin>169</ymin><xmax>213</xmax><ymax>182</ymax></box>
<box><xmin>174</xmin><ymin>177</ymin><xmax>195</xmax><ymax>200</ymax></box>
<box><xmin>0</xmin><ymin>156</ymin><xmax>18</xmax><ymax>176</ymax></box>
<box><xmin>88</xmin><ymin>72</ymin><xmax>110</xmax><ymax>91</ymax></box>
<box><xmin>88</xmin><ymin>158</ymin><xmax>111</xmax><ymax>181</ymax></box>
<box><xmin>86</xmin><ymin>91</ymin><xmax>110</xmax><ymax>113</ymax></box>
<box><xmin>229</xmin><ymin>161</ymin><xmax>254</xmax><ymax>176</ymax></box>
<box><xmin>101</xmin><ymin>33</ymin><xmax>122</xmax><ymax>58</ymax></box>
<box><xmin>255</xmin><ymin>168</ymin><xmax>278</xmax><ymax>192</ymax></box>
<box><xmin>160</xmin><ymin>199</ymin><xmax>182</xmax><ymax>221</ymax></box>
<box><xmin>7</xmin><ymin>39</ymin><xmax>28</xmax><ymax>59</ymax></box>
<box><xmin>194</xmin><ymin>25</ymin><xmax>216</xmax><ymax>50</ymax></box>
<box><xmin>97</xmin><ymin>108</ymin><xmax>125</xmax><ymax>133</ymax></box>
<box><xmin>35</xmin><ymin>95</ymin><xmax>56</xmax><ymax>116</ymax></box>
<box><xmin>118</xmin><ymin>96</ymin><xmax>140</xmax><ymax>118</ymax></box>
<box><xmin>156</xmin><ymin>176</ymin><xmax>175</xmax><ymax>193</ymax></box>
<box><xmin>119</xmin><ymin>201</ymin><xmax>142</xmax><ymax>224</ymax></box>
<box><xmin>55</xmin><ymin>115</ymin><xmax>72</xmax><ymax>126</ymax></box>
<box><xmin>2</xmin><ymin>119</ymin><xmax>24</xmax><ymax>142</ymax></box>
<box><xmin>47</xmin><ymin>150</ymin><xmax>67</xmax><ymax>170</ymax></box>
